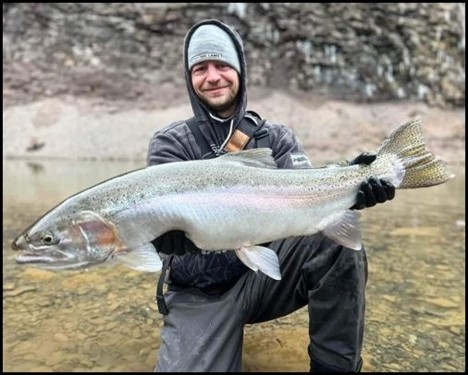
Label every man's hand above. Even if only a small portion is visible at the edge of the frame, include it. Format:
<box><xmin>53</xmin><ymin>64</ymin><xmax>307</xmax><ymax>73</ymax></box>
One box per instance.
<box><xmin>151</xmin><ymin>230</ymin><xmax>200</xmax><ymax>256</ymax></box>
<box><xmin>349</xmin><ymin>152</ymin><xmax>396</xmax><ymax>210</ymax></box>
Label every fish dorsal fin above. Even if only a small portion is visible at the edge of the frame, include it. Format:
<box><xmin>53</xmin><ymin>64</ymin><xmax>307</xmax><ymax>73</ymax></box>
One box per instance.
<box><xmin>114</xmin><ymin>243</ymin><xmax>162</xmax><ymax>272</ymax></box>
<box><xmin>219</xmin><ymin>148</ymin><xmax>277</xmax><ymax>169</ymax></box>
<box><xmin>320</xmin><ymin>210</ymin><xmax>362</xmax><ymax>251</ymax></box>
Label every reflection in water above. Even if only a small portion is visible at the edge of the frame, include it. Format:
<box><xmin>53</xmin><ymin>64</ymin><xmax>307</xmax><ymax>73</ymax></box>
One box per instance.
<box><xmin>3</xmin><ymin>160</ymin><xmax>465</xmax><ymax>372</ymax></box>
<box><xmin>26</xmin><ymin>161</ymin><xmax>45</xmax><ymax>175</ymax></box>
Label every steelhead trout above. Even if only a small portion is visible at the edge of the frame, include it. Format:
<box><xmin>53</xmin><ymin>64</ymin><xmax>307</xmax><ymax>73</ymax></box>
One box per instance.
<box><xmin>11</xmin><ymin>117</ymin><xmax>454</xmax><ymax>280</ymax></box>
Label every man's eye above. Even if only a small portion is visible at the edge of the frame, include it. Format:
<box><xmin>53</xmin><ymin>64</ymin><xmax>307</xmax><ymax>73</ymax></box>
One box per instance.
<box><xmin>193</xmin><ymin>66</ymin><xmax>205</xmax><ymax>74</ymax></box>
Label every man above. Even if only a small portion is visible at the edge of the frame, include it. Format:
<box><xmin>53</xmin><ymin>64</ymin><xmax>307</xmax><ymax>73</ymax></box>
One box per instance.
<box><xmin>146</xmin><ymin>19</ymin><xmax>395</xmax><ymax>372</ymax></box>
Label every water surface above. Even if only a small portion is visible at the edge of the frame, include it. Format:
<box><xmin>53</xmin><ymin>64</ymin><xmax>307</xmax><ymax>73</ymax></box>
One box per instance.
<box><xmin>3</xmin><ymin>159</ymin><xmax>465</xmax><ymax>372</ymax></box>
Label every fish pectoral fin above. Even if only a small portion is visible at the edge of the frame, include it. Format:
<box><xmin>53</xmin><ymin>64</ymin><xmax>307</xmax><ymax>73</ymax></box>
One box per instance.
<box><xmin>235</xmin><ymin>246</ymin><xmax>281</xmax><ymax>280</ymax></box>
<box><xmin>114</xmin><ymin>243</ymin><xmax>162</xmax><ymax>272</ymax></box>
<box><xmin>321</xmin><ymin>210</ymin><xmax>362</xmax><ymax>251</ymax></box>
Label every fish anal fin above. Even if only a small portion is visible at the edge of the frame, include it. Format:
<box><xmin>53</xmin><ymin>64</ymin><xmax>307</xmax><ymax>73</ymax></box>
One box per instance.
<box><xmin>235</xmin><ymin>245</ymin><xmax>281</xmax><ymax>280</ymax></box>
<box><xmin>321</xmin><ymin>210</ymin><xmax>362</xmax><ymax>251</ymax></box>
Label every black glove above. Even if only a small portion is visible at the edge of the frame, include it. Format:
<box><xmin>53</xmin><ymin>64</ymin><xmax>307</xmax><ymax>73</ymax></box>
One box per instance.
<box><xmin>349</xmin><ymin>152</ymin><xmax>377</xmax><ymax>165</ymax></box>
<box><xmin>151</xmin><ymin>230</ymin><xmax>200</xmax><ymax>256</ymax></box>
<box><xmin>349</xmin><ymin>152</ymin><xmax>396</xmax><ymax>210</ymax></box>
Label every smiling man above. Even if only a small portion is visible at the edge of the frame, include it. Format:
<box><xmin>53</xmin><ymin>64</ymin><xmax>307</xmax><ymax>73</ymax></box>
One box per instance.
<box><xmin>146</xmin><ymin>19</ymin><xmax>395</xmax><ymax>372</ymax></box>
<box><xmin>191</xmin><ymin>60</ymin><xmax>239</xmax><ymax>117</ymax></box>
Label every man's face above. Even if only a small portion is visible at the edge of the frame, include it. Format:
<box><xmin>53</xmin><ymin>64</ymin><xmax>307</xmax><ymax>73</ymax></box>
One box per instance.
<box><xmin>191</xmin><ymin>61</ymin><xmax>240</xmax><ymax>118</ymax></box>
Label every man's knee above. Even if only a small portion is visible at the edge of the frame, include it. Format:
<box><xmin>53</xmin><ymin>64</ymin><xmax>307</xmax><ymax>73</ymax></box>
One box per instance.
<box><xmin>299</xmin><ymin>234</ymin><xmax>364</xmax><ymax>289</ymax></box>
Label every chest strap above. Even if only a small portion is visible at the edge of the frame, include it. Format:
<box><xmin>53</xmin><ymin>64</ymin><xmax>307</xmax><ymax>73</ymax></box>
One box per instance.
<box><xmin>155</xmin><ymin>255</ymin><xmax>173</xmax><ymax>315</ymax></box>
<box><xmin>186</xmin><ymin>112</ymin><xmax>269</xmax><ymax>158</ymax></box>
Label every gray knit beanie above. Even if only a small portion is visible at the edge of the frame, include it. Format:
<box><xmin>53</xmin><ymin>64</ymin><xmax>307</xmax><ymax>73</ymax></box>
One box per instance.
<box><xmin>187</xmin><ymin>24</ymin><xmax>241</xmax><ymax>73</ymax></box>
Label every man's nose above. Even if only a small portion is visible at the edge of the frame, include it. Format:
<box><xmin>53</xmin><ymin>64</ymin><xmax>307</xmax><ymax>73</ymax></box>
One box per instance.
<box><xmin>206</xmin><ymin>64</ymin><xmax>221</xmax><ymax>81</ymax></box>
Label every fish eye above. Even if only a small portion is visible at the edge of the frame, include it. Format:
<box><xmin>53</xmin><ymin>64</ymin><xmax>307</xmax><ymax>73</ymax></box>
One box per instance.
<box><xmin>42</xmin><ymin>233</ymin><xmax>56</xmax><ymax>244</ymax></box>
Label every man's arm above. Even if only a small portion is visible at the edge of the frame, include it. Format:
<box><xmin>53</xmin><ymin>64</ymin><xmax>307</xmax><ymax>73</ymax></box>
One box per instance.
<box><xmin>268</xmin><ymin>124</ymin><xmax>313</xmax><ymax>169</ymax></box>
<box><xmin>147</xmin><ymin>125</ymin><xmax>192</xmax><ymax>167</ymax></box>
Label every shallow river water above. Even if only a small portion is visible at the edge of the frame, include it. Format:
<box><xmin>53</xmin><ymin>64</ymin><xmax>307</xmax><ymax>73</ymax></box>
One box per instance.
<box><xmin>3</xmin><ymin>159</ymin><xmax>465</xmax><ymax>372</ymax></box>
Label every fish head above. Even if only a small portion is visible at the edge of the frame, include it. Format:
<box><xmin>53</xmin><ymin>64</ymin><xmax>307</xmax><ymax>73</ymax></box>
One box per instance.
<box><xmin>11</xmin><ymin>210</ymin><xmax>119</xmax><ymax>270</ymax></box>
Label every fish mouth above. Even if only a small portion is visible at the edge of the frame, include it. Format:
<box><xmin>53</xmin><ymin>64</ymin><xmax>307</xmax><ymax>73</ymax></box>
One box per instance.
<box><xmin>15</xmin><ymin>253</ymin><xmax>58</xmax><ymax>264</ymax></box>
<box><xmin>15</xmin><ymin>251</ymin><xmax>86</xmax><ymax>270</ymax></box>
<box><xmin>15</xmin><ymin>247</ymin><xmax>74</xmax><ymax>267</ymax></box>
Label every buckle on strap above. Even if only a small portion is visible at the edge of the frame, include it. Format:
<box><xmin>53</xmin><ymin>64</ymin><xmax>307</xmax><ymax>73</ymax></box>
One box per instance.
<box><xmin>225</xmin><ymin>129</ymin><xmax>250</xmax><ymax>152</ymax></box>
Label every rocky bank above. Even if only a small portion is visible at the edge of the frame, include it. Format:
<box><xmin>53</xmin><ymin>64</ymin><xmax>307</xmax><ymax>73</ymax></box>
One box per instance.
<box><xmin>3</xmin><ymin>3</ymin><xmax>465</xmax><ymax>108</ymax></box>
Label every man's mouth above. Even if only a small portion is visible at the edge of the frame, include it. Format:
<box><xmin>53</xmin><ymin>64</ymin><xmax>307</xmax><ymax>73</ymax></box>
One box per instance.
<box><xmin>205</xmin><ymin>87</ymin><xmax>227</xmax><ymax>93</ymax></box>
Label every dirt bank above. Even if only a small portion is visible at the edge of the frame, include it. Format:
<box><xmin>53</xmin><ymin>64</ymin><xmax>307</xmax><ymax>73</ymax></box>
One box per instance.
<box><xmin>3</xmin><ymin>88</ymin><xmax>464</xmax><ymax>166</ymax></box>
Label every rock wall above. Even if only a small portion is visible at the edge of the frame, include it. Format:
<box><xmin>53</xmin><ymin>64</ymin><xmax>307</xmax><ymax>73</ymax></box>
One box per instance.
<box><xmin>3</xmin><ymin>3</ymin><xmax>465</xmax><ymax>108</ymax></box>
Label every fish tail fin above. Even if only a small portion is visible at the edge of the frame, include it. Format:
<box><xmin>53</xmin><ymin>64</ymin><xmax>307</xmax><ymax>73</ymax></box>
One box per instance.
<box><xmin>374</xmin><ymin>117</ymin><xmax>455</xmax><ymax>188</ymax></box>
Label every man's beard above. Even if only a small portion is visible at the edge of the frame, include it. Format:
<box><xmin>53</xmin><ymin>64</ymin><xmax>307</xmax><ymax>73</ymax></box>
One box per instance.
<box><xmin>201</xmin><ymin>91</ymin><xmax>238</xmax><ymax>115</ymax></box>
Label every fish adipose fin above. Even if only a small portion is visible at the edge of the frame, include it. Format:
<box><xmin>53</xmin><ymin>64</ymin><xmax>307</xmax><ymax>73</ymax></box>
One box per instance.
<box><xmin>374</xmin><ymin>117</ymin><xmax>455</xmax><ymax>188</ymax></box>
<box><xmin>235</xmin><ymin>245</ymin><xmax>281</xmax><ymax>280</ymax></box>
<box><xmin>114</xmin><ymin>243</ymin><xmax>162</xmax><ymax>272</ymax></box>
<box><xmin>321</xmin><ymin>210</ymin><xmax>362</xmax><ymax>251</ymax></box>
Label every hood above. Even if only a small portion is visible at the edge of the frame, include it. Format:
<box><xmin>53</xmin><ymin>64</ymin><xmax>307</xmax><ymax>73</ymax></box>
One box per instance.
<box><xmin>183</xmin><ymin>19</ymin><xmax>248</xmax><ymax>147</ymax></box>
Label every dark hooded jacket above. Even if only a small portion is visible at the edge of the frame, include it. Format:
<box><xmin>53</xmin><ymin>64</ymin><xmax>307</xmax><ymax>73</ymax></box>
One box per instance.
<box><xmin>146</xmin><ymin>19</ymin><xmax>312</xmax><ymax>295</ymax></box>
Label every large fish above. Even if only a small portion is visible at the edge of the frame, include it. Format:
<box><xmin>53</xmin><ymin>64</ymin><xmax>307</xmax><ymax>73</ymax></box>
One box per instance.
<box><xmin>11</xmin><ymin>117</ymin><xmax>454</xmax><ymax>280</ymax></box>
